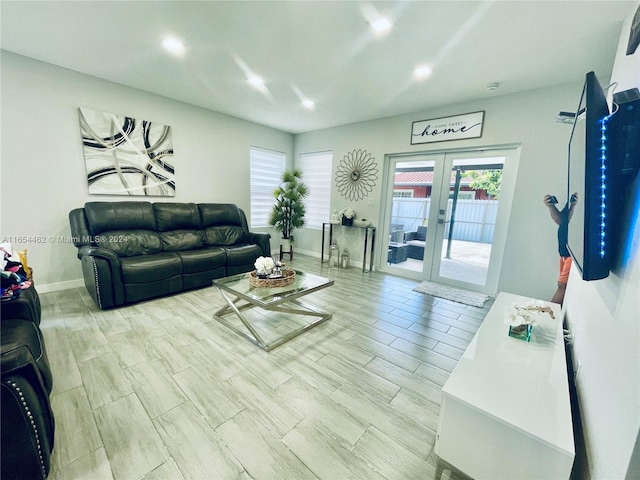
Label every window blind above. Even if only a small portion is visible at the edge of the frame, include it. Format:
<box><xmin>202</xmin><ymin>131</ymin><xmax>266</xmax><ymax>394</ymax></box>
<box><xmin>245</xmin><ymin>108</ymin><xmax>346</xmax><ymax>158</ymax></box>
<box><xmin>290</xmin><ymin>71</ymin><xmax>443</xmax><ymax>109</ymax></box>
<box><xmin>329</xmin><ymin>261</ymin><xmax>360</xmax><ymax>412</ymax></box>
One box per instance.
<box><xmin>298</xmin><ymin>151</ymin><xmax>333</xmax><ymax>229</ymax></box>
<box><xmin>250</xmin><ymin>147</ymin><xmax>285</xmax><ymax>228</ymax></box>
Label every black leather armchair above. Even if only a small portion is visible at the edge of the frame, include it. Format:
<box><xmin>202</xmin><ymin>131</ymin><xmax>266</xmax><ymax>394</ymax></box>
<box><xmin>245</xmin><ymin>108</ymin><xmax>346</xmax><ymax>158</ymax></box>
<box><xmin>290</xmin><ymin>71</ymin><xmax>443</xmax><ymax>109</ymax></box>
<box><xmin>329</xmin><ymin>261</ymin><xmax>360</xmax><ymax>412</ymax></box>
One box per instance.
<box><xmin>1</xmin><ymin>285</ymin><xmax>55</xmax><ymax>480</ymax></box>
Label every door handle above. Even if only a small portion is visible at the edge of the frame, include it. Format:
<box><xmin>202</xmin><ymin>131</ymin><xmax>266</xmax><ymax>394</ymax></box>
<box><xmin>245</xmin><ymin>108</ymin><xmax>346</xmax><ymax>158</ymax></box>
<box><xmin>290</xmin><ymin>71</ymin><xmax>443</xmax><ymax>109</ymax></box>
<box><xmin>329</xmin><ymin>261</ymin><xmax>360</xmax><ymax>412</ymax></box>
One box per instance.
<box><xmin>438</xmin><ymin>219</ymin><xmax>444</xmax><ymax>224</ymax></box>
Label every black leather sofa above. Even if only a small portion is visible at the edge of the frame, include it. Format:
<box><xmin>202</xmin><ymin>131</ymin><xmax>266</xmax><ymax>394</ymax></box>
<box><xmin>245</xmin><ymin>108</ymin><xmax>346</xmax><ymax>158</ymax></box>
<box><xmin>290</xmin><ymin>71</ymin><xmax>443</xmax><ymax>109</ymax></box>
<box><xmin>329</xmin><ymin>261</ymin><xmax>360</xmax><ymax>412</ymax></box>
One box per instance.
<box><xmin>69</xmin><ymin>202</ymin><xmax>271</xmax><ymax>309</ymax></box>
<box><xmin>1</xmin><ymin>285</ymin><xmax>55</xmax><ymax>480</ymax></box>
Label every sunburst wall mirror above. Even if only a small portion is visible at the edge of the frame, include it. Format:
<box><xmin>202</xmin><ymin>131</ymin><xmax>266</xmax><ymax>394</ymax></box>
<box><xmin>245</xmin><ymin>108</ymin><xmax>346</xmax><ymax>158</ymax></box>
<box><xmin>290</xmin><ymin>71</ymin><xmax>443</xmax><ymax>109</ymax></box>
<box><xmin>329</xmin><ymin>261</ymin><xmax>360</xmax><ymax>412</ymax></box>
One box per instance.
<box><xmin>335</xmin><ymin>149</ymin><xmax>379</xmax><ymax>201</ymax></box>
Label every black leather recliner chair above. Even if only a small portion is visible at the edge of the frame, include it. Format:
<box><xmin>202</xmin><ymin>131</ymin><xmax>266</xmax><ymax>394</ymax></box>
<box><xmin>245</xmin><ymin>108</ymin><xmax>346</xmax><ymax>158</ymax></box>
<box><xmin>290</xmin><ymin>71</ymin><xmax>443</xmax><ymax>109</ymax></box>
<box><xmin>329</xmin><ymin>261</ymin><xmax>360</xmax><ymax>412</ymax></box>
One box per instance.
<box><xmin>1</xmin><ymin>285</ymin><xmax>55</xmax><ymax>480</ymax></box>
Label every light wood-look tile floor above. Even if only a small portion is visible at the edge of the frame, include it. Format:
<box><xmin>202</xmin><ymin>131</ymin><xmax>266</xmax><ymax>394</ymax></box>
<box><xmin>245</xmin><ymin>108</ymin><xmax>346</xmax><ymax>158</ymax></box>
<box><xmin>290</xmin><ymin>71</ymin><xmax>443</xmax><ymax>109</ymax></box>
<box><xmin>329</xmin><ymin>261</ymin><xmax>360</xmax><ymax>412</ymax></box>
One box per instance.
<box><xmin>40</xmin><ymin>254</ymin><xmax>493</xmax><ymax>480</ymax></box>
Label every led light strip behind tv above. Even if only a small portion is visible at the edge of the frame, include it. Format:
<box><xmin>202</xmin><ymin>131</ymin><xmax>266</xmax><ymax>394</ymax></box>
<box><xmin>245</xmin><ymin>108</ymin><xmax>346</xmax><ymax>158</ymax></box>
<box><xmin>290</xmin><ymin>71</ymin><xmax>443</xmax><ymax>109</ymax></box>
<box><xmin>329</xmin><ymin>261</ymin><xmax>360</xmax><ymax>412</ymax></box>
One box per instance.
<box><xmin>599</xmin><ymin>114</ymin><xmax>610</xmax><ymax>258</ymax></box>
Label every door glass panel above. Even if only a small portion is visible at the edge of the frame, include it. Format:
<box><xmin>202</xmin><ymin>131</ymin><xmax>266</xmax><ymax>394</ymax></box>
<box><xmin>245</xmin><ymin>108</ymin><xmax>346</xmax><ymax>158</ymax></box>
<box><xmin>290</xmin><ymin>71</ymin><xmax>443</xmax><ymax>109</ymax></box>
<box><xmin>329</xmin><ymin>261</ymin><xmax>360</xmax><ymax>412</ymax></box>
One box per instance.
<box><xmin>436</xmin><ymin>158</ymin><xmax>504</xmax><ymax>285</ymax></box>
<box><xmin>383</xmin><ymin>148</ymin><xmax>517</xmax><ymax>294</ymax></box>
<box><xmin>386</xmin><ymin>160</ymin><xmax>435</xmax><ymax>273</ymax></box>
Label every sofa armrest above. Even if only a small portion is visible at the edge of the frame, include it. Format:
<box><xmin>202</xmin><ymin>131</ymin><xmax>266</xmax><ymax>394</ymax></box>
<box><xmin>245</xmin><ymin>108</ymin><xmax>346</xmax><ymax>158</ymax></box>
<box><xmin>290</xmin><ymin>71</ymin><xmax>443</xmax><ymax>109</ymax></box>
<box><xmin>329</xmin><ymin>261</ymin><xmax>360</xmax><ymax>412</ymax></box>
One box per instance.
<box><xmin>2</xmin><ymin>369</ymin><xmax>55</xmax><ymax>479</ymax></box>
<box><xmin>77</xmin><ymin>245</ymin><xmax>121</xmax><ymax>266</ymax></box>
<box><xmin>0</xmin><ymin>285</ymin><xmax>41</xmax><ymax>325</ymax></box>
<box><xmin>1</xmin><ymin>330</ymin><xmax>55</xmax><ymax>480</ymax></box>
<box><xmin>403</xmin><ymin>231</ymin><xmax>418</xmax><ymax>242</ymax></box>
<box><xmin>69</xmin><ymin>207</ymin><xmax>92</xmax><ymax>247</ymax></box>
<box><xmin>241</xmin><ymin>232</ymin><xmax>271</xmax><ymax>257</ymax></box>
<box><xmin>76</xmin><ymin>246</ymin><xmax>125</xmax><ymax>309</ymax></box>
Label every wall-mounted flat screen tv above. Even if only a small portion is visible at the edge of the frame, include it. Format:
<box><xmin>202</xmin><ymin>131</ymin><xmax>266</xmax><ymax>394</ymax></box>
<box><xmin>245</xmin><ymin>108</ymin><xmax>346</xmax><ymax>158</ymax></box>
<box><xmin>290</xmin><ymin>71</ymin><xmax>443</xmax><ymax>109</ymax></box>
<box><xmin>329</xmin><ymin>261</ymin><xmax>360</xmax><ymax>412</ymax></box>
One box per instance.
<box><xmin>567</xmin><ymin>71</ymin><xmax>610</xmax><ymax>281</ymax></box>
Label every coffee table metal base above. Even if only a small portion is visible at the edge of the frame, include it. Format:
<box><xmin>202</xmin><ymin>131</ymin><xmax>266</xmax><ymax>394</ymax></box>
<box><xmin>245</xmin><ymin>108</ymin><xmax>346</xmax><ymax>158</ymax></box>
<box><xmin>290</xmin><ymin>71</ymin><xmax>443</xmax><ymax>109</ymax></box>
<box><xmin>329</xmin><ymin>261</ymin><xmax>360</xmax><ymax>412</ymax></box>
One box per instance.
<box><xmin>213</xmin><ymin>287</ymin><xmax>332</xmax><ymax>352</ymax></box>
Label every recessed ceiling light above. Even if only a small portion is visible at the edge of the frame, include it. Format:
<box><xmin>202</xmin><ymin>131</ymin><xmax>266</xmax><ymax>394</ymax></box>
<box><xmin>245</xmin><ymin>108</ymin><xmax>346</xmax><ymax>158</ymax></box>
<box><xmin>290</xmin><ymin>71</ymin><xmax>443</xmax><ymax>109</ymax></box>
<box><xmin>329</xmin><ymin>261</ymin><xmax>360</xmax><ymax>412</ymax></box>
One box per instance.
<box><xmin>302</xmin><ymin>99</ymin><xmax>315</xmax><ymax>110</ymax></box>
<box><xmin>414</xmin><ymin>65</ymin><xmax>433</xmax><ymax>79</ymax></box>
<box><xmin>371</xmin><ymin>16</ymin><xmax>393</xmax><ymax>33</ymax></box>
<box><xmin>247</xmin><ymin>75</ymin><xmax>265</xmax><ymax>89</ymax></box>
<box><xmin>162</xmin><ymin>35</ymin><xmax>187</xmax><ymax>56</ymax></box>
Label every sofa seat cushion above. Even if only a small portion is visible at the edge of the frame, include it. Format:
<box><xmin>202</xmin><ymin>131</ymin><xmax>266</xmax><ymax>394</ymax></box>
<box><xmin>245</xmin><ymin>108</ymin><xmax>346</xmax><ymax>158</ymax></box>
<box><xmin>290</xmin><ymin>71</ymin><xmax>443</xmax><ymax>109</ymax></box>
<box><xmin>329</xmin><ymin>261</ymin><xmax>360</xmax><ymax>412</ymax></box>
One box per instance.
<box><xmin>120</xmin><ymin>253</ymin><xmax>182</xmax><ymax>284</ymax></box>
<box><xmin>177</xmin><ymin>247</ymin><xmax>226</xmax><ymax>274</ymax></box>
<box><xmin>225</xmin><ymin>244</ymin><xmax>262</xmax><ymax>267</ymax></box>
<box><xmin>406</xmin><ymin>239</ymin><xmax>426</xmax><ymax>248</ymax></box>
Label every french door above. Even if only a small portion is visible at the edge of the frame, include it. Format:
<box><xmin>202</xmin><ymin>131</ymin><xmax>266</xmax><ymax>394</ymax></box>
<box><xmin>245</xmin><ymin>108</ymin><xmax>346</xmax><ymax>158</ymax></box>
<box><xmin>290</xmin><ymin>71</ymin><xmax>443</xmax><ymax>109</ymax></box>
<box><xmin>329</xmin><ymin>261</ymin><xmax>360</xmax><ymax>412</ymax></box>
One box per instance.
<box><xmin>380</xmin><ymin>147</ymin><xmax>519</xmax><ymax>294</ymax></box>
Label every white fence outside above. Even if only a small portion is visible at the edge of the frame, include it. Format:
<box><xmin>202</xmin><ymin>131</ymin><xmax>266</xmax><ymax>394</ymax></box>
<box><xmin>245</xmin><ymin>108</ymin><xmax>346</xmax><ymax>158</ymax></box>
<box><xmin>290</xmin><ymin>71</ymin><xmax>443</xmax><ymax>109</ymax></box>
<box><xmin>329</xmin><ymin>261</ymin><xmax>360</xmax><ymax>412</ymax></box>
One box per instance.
<box><xmin>390</xmin><ymin>198</ymin><xmax>498</xmax><ymax>244</ymax></box>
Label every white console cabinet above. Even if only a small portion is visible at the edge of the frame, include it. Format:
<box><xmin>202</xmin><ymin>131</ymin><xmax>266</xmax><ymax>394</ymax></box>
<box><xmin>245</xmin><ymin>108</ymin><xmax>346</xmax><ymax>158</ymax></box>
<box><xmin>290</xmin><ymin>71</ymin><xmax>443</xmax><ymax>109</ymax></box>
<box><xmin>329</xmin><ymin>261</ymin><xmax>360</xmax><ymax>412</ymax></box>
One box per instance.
<box><xmin>435</xmin><ymin>292</ymin><xmax>574</xmax><ymax>479</ymax></box>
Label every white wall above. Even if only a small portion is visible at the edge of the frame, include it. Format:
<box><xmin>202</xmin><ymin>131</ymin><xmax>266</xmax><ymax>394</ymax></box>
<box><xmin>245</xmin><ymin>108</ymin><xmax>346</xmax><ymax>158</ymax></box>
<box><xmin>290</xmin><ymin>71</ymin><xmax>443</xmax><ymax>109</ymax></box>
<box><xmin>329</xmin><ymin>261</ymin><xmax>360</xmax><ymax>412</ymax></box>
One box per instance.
<box><xmin>3</xmin><ymin>11</ymin><xmax>638</xmax><ymax>475</ymax></box>
<box><xmin>293</xmin><ymin>81</ymin><xmax>583</xmax><ymax>300</ymax></box>
<box><xmin>563</xmin><ymin>4</ymin><xmax>640</xmax><ymax>479</ymax></box>
<box><xmin>0</xmin><ymin>51</ymin><xmax>293</xmax><ymax>290</ymax></box>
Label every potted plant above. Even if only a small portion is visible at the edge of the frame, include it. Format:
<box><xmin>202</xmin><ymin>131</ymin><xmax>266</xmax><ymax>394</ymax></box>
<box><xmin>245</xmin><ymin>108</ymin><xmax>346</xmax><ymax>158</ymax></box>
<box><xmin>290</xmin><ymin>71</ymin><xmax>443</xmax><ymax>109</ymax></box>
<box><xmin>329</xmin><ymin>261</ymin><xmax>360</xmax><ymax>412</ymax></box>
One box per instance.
<box><xmin>268</xmin><ymin>169</ymin><xmax>309</xmax><ymax>253</ymax></box>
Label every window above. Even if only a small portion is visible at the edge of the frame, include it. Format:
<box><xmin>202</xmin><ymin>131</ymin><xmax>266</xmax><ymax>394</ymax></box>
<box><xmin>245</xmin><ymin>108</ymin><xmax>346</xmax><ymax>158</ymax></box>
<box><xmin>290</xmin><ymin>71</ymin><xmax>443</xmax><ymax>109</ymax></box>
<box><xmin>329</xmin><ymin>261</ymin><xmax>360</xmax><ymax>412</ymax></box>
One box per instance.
<box><xmin>250</xmin><ymin>147</ymin><xmax>285</xmax><ymax>228</ymax></box>
<box><xmin>393</xmin><ymin>189</ymin><xmax>414</xmax><ymax>198</ymax></box>
<box><xmin>298</xmin><ymin>151</ymin><xmax>333</xmax><ymax>228</ymax></box>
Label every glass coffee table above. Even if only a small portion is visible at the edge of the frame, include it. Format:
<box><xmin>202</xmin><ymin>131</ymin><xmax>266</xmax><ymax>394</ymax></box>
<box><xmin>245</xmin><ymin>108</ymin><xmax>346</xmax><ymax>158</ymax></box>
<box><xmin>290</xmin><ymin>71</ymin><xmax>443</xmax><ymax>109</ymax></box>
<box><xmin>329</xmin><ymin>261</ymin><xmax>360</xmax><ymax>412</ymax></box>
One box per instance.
<box><xmin>212</xmin><ymin>269</ymin><xmax>334</xmax><ymax>351</ymax></box>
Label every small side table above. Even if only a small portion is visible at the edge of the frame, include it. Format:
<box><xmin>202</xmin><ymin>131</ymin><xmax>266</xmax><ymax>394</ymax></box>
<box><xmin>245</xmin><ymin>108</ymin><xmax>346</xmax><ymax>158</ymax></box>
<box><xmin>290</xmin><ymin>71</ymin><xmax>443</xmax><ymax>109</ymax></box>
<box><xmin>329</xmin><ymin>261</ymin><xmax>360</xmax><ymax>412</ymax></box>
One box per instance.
<box><xmin>387</xmin><ymin>242</ymin><xmax>408</xmax><ymax>264</ymax></box>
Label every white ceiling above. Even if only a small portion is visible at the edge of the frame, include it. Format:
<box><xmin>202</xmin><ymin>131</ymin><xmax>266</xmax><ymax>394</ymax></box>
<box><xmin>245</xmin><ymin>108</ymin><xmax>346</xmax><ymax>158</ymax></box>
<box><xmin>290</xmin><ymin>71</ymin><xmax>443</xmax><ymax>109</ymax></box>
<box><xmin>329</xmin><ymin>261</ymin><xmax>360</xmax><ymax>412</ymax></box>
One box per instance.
<box><xmin>1</xmin><ymin>1</ymin><xmax>635</xmax><ymax>134</ymax></box>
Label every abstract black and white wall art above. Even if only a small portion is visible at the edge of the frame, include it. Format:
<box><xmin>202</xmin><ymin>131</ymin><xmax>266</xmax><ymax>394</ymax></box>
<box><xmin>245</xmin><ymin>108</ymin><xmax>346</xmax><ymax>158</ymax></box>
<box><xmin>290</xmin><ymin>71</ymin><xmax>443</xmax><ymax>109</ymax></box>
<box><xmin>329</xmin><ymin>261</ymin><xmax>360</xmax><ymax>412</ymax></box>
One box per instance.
<box><xmin>79</xmin><ymin>108</ymin><xmax>175</xmax><ymax>196</ymax></box>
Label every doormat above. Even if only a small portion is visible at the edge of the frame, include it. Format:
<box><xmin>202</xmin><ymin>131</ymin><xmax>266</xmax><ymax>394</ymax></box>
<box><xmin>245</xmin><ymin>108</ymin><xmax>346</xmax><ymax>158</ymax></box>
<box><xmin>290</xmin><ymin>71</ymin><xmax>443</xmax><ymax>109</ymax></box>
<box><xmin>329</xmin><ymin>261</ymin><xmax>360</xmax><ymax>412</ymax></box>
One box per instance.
<box><xmin>413</xmin><ymin>281</ymin><xmax>490</xmax><ymax>308</ymax></box>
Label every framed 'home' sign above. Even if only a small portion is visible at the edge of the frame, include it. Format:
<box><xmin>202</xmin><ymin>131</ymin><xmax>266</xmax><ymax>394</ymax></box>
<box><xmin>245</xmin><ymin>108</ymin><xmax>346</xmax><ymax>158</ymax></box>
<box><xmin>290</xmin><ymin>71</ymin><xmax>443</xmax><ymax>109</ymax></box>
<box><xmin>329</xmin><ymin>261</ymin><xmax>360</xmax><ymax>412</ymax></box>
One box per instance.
<box><xmin>411</xmin><ymin>111</ymin><xmax>485</xmax><ymax>145</ymax></box>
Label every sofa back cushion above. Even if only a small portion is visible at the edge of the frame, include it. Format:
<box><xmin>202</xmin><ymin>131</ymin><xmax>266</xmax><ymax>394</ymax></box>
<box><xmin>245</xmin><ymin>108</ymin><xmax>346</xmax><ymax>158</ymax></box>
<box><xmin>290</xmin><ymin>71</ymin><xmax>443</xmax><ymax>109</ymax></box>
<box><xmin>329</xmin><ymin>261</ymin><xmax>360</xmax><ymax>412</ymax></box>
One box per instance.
<box><xmin>84</xmin><ymin>202</ymin><xmax>162</xmax><ymax>257</ymax></box>
<box><xmin>199</xmin><ymin>204</ymin><xmax>246</xmax><ymax>246</ymax></box>
<box><xmin>153</xmin><ymin>203</ymin><xmax>204</xmax><ymax>251</ymax></box>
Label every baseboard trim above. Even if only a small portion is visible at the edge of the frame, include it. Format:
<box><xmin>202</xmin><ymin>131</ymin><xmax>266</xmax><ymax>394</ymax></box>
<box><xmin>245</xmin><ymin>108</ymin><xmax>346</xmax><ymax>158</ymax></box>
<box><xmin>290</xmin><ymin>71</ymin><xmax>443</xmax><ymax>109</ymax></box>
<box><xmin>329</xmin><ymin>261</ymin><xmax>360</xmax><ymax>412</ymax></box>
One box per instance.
<box><xmin>294</xmin><ymin>248</ymin><xmax>321</xmax><ymax>259</ymax></box>
<box><xmin>37</xmin><ymin>279</ymin><xmax>84</xmax><ymax>293</ymax></box>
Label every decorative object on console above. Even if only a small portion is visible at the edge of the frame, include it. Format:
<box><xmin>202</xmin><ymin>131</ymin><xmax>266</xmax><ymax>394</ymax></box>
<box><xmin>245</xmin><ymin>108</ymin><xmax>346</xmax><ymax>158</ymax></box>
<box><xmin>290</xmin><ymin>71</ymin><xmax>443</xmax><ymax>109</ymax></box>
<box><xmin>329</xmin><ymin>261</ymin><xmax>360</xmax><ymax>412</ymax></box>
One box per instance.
<box><xmin>79</xmin><ymin>107</ymin><xmax>175</xmax><ymax>196</ymax></box>
<box><xmin>503</xmin><ymin>300</ymin><xmax>555</xmax><ymax>342</ymax></box>
<box><xmin>339</xmin><ymin>207</ymin><xmax>355</xmax><ymax>226</ymax></box>
<box><xmin>335</xmin><ymin>149</ymin><xmax>378</xmax><ymax>201</ymax></box>
<box><xmin>330</xmin><ymin>209</ymin><xmax>340</xmax><ymax>224</ymax></box>
<box><xmin>341</xmin><ymin>248</ymin><xmax>350</xmax><ymax>268</ymax></box>
<box><xmin>508</xmin><ymin>324</ymin><xmax>533</xmax><ymax>342</ymax></box>
<box><xmin>353</xmin><ymin>218</ymin><xmax>370</xmax><ymax>227</ymax></box>
<box><xmin>329</xmin><ymin>239</ymin><xmax>340</xmax><ymax>267</ymax></box>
